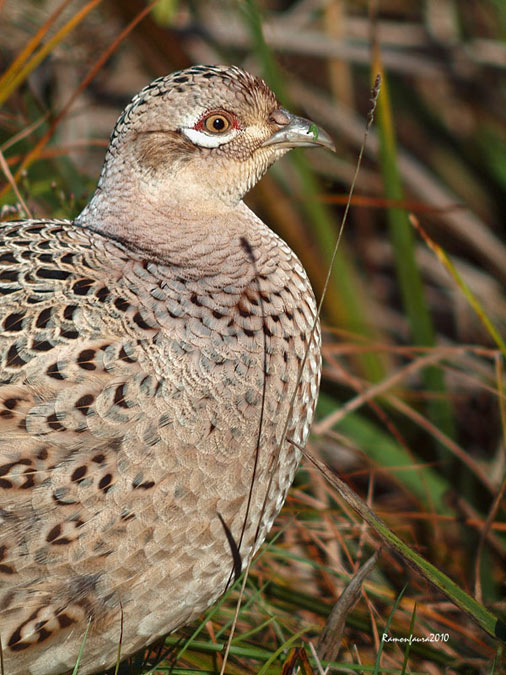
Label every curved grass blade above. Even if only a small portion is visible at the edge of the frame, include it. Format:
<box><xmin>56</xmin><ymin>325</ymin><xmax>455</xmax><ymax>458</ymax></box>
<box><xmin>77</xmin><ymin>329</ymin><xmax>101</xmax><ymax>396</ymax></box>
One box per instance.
<box><xmin>295</xmin><ymin>441</ymin><xmax>503</xmax><ymax>641</ymax></box>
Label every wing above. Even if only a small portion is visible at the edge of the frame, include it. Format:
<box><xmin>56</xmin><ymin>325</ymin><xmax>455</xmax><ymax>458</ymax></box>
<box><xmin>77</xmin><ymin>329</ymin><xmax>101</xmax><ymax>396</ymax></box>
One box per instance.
<box><xmin>0</xmin><ymin>220</ymin><xmax>166</xmax><ymax>656</ymax></box>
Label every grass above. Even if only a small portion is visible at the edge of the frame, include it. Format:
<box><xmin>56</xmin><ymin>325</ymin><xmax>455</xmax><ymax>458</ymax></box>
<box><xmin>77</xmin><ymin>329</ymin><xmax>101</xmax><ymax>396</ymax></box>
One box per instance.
<box><xmin>0</xmin><ymin>0</ymin><xmax>505</xmax><ymax>673</ymax></box>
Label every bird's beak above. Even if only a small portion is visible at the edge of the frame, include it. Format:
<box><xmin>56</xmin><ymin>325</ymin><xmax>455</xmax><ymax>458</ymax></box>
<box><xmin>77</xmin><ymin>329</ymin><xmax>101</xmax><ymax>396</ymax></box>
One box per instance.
<box><xmin>262</xmin><ymin>109</ymin><xmax>335</xmax><ymax>152</ymax></box>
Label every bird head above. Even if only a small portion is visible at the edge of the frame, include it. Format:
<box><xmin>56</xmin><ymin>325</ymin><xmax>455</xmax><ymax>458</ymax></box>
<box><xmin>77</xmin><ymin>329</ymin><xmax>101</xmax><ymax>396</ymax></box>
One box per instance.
<box><xmin>99</xmin><ymin>64</ymin><xmax>334</xmax><ymax>209</ymax></box>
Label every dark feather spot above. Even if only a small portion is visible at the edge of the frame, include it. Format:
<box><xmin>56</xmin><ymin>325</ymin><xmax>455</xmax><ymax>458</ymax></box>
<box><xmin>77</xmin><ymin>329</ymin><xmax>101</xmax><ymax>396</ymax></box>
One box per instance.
<box><xmin>98</xmin><ymin>473</ymin><xmax>113</xmax><ymax>493</ymax></box>
<box><xmin>75</xmin><ymin>394</ymin><xmax>94</xmax><ymax>416</ymax></box>
<box><xmin>113</xmin><ymin>384</ymin><xmax>129</xmax><ymax>408</ymax></box>
<box><xmin>20</xmin><ymin>469</ymin><xmax>35</xmax><ymax>489</ymax></box>
<box><xmin>47</xmin><ymin>362</ymin><xmax>65</xmax><ymax>380</ymax></box>
<box><xmin>118</xmin><ymin>346</ymin><xmax>136</xmax><ymax>363</ymax></box>
<box><xmin>0</xmin><ymin>269</ymin><xmax>19</xmax><ymax>282</ymax></box>
<box><xmin>114</xmin><ymin>297</ymin><xmax>130</xmax><ymax>312</ymax></box>
<box><xmin>77</xmin><ymin>349</ymin><xmax>96</xmax><ymax>370</ymax></box>
<box><xmin>37</xmin><ymin>627</ymin><xmax>51</xmax><ymax>643</ymax></box>
<box><xmin>24</xmin><ymin>224</ymin><xmax>45</xmax><ymax>234</ymax></box>
<box><xmin>37</xmin><ymin>447</ymin><xmax>48</xmax><ymax>460</ymax></box>
<box><xmin>9</xmin><ymin>641</ymin><xmax>31</xmax><ymax>652</ymax></box>
<box><xmin>31</xmin><ymin>339</ymin><xmax>53</xmax><ymax>352</ymax></box>
<box><xmin>8</xmin><ymin>626</ymin><xmax>29</xmax><ymax>649</ymax></box>
<box><xmin>35</xmin><ymin>307</ymin><xmax>52</xmax><ymax>328</ymax></box>
<box><xmin>72</xmin><ymin>278</ymin><xmax>94</xmax><ymax>296</ymax></box>
<box><xmin>46</xmin><ymin>524</ymin><xmax>62</xmax><ymax>542</ymax></box>
<box><xmin>6</xmin><ymin>344</ymin><xmax>25</xmax><ymax>368</ymax></box>
<box><xmin>60</xmin><ymin>329</ymin><xmax>79</xmax><ymax>339</ymax></box>
<box><xmin>96</xmin><ymin>286</ymin><xmax>110</xmax><ymax>302</ymax></box>
<box><xmin>36</xmin><ymin>267</ymin><xmax>71</xmax><ymax>280</ymax></box>
<box><xmin>71</xmin><ymin>466</ymin><xmax>87</xmax><ymax>482</ymax></box>
<box><xmin>0</xmin><ymin>564</ymin><xmax>15</xmax><ymax>575</ymax></box>
<box><xmin>0</xmin><ymin>285</ymin><xmax>20</xmax><ymax>296</ymax></box>
<box><xmin>3</xmin><ymin>398</ymin><xmax>19</xmax><ymax>410</ymax></box>
<box><xmin>61</xmin><ymin>253</ymin><xmax>75</xmax><ymax>265</ymax></box>
<box><xmin>27</xmin><ymin>294</ymin><xmax>47</xmax><ymax>304</ymax></box>
<box><xmin>63</xmin><ymin>304</ymin><xmax>77</xmax><ymax>320</ymax></box>
<box><xmin>3</xmin><ymin>312</ymin><xmax>24</xmax><ymax>331</ymax></box>
<box><xmin>133</xmin><ymin>312</ymin><xmax>152</xmax><ymax>330</ymax></box>
<box><xmin>47</xmin><ymin>413</ymin><xmax>65</xmax><ymax>431</ymax></box>
<box><xmin>133</xmin><ymin>479</ymin><xmax>155</xmax><ymax>490</ymax></box>
<box><xmin>57</xmin><ymin>613</ymin><xmax>75</xmax><ymax>629</ymax></box>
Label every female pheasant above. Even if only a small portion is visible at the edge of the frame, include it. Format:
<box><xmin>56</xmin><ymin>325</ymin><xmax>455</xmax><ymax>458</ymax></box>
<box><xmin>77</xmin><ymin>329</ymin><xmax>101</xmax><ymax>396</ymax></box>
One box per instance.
<box><xmin>0</xmin><ymin>65</ymin><xmax>333</xmax><ymax>673</ymax></box>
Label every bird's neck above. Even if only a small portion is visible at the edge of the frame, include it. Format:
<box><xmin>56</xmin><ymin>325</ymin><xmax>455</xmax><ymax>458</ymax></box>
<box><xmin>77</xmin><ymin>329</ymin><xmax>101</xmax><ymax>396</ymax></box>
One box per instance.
<box><xmin>75</xmin><ymin>170</ymin><xmax>264</xmax><ymax>268</ymax></box>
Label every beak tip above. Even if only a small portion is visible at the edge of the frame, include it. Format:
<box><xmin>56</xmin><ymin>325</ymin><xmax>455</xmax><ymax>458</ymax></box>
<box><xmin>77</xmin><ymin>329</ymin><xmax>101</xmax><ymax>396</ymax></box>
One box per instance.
<box><xmin>311</xmin><ymin>133</ymin><xmax>336</xmax><ymax>154</ymax></box>
<box><xmin>322</xmin><ymin>138</ymin><xmax>337</xmax><ymax>153</ymax></box>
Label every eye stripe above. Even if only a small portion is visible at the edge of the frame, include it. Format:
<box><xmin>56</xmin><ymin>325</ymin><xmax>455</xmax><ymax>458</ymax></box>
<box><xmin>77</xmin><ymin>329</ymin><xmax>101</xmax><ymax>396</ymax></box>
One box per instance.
<box><xmin>181</xmin><ymin>128</ymin><xmax>238</xmax><ymax>148</ymax></box>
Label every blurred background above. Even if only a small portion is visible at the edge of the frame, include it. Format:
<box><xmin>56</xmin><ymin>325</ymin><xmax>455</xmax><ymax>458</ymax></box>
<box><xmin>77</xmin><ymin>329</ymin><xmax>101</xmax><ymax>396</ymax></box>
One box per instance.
<box><xmin>1</xmin><ymin>1</ymin><xmax>505</xmax><ymax>672</ymax></box>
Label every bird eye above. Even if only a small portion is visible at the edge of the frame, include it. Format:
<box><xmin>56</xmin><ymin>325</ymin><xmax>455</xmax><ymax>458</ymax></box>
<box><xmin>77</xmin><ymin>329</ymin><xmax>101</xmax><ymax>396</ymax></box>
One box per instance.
<box><xmin>203</xmin><ymin>113</ymin><xmax>232</xmax><ymax>134</ymax></box>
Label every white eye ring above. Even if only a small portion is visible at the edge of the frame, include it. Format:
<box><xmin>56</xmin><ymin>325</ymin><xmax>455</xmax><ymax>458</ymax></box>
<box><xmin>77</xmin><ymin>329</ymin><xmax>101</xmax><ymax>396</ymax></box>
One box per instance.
<box><xmin>182</xmin><ymin>127</ymin><xmax>238</xmax><ymax>148</ymax></box>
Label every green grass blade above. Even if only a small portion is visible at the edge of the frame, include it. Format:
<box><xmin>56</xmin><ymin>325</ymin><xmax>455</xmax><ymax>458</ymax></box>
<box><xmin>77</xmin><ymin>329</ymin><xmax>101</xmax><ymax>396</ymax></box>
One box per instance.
<box><xmin>401</xmin><ymin>603</ymin><xmax>417</xmax><ymax>674</ymax></box>
<box><xmin>373</xmin><ymin>585</ymin><xmax>407</xmax><ymax>675</ymax></box>
<box><xmin>71</xmin><ymin>618</ymin><xmax>92</xmax><ymax>675</ymax></box>
<box><xmin>372</xmin><ymin>54</ymin><xmax>456</xmax><ymax>442</ymax></box>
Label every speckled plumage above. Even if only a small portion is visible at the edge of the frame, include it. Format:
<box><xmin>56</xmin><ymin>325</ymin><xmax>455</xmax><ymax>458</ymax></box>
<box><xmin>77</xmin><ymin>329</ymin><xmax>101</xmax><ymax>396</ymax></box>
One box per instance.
<box><xmin>0</xmin><ymin>65</ymin><xmax>332</xmax><ymax>673</ymax></box>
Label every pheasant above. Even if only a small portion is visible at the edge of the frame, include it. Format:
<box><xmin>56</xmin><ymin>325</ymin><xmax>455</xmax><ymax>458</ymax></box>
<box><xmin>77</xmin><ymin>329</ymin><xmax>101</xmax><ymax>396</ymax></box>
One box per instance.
<box><xmin>0</xmin><ymin>64</ymin><xmax>334</xmax><ymax>674</ymax></box>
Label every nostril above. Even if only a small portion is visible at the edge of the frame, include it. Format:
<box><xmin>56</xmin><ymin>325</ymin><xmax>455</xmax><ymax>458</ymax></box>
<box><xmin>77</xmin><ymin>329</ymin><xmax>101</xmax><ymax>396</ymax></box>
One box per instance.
<box><xmin>269</xmin><ymin>108</ymin><xmax>291</xmax><ymax>126</ymax></box>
